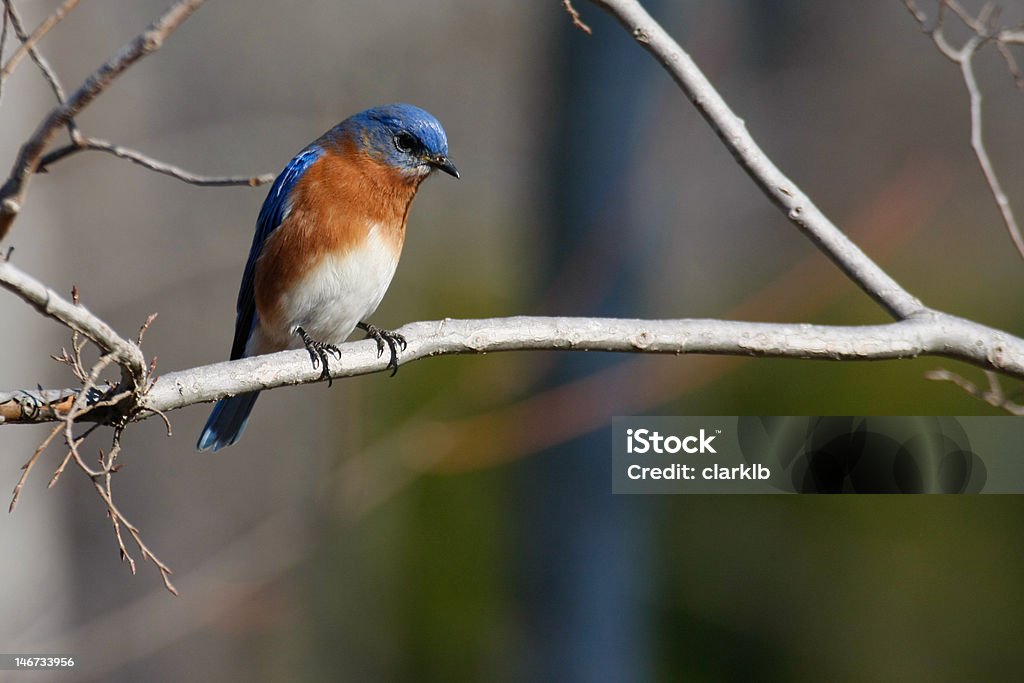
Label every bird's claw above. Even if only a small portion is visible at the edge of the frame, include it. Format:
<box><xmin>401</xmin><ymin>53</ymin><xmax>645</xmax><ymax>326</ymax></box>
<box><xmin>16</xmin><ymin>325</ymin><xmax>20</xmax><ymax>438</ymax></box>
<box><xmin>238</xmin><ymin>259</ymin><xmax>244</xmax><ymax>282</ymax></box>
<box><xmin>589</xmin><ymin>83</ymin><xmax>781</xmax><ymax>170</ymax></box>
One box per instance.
<box><xmin>357</xmin><ymin>322</ymin><xmax>406</xmax><ymax>377</ymax></box>
<box><xmin>296</xmin><ymin>326</ymin><xmax>342</xmax><ymax>387</ymax></box>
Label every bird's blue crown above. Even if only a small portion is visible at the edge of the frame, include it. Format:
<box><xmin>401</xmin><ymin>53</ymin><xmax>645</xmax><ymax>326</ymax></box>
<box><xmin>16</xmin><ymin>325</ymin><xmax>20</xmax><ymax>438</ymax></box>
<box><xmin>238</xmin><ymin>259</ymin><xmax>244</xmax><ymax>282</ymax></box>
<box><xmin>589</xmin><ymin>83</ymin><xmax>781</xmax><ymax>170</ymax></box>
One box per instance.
<box><xmin>333</xmin><ymin>103</ymin><xmax>453</xmax><ymax>176</ymax></box>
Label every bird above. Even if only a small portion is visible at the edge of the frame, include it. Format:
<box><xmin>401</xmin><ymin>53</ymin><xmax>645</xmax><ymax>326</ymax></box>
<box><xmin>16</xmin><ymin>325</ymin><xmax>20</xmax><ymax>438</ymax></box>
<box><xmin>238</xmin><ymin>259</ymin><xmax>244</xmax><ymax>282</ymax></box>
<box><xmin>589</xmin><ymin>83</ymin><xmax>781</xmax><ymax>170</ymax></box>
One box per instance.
<box><xmin>197</xmin><ymin>103</ymin><xmax>459</xmax><ymax>452</ymax></box>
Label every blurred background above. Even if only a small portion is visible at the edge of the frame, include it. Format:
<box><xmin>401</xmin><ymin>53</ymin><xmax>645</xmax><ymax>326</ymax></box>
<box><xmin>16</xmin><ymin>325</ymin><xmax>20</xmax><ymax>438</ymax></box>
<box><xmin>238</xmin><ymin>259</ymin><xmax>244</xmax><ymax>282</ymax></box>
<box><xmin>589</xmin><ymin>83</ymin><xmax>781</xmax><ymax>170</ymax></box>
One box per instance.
<box><xmin>3</xmin><ymin>0</ymin><xmax>1024</xmax><ymax>680</ymax></box>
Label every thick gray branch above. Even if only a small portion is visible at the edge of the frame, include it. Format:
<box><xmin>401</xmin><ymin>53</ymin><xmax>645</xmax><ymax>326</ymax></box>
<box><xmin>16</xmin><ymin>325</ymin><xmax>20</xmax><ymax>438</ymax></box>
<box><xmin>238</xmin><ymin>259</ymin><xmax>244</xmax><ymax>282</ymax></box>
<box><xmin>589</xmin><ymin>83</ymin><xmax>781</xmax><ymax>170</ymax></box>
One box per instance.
<box><xmin>588</xmin><ymin>0</ymin><xmax>924</xmax><ymax>319</ymax></box>
<box><xmin>4</xmin><ymin>313</ymin><xmax>1023</xmax><ymax>425</ymax></box>
<box><xmin>0</xmin><ymin>259</ymin><xmax>145</xmax><ymax>379</ymax></box>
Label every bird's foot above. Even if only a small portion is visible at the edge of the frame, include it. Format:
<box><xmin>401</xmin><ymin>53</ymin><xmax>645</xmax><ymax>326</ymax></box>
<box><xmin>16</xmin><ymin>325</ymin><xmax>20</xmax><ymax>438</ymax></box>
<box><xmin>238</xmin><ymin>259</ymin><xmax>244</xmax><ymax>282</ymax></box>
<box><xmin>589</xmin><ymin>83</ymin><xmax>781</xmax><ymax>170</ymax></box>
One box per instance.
<box><xmin>357</xmin><ymin>322</ymin><xmax>406</xmax><ymax>377</ymax></box>
<box><xmin>296</xmin><ymin>326</ymin><xmax>342</xmax><ymax>387</ymax></box>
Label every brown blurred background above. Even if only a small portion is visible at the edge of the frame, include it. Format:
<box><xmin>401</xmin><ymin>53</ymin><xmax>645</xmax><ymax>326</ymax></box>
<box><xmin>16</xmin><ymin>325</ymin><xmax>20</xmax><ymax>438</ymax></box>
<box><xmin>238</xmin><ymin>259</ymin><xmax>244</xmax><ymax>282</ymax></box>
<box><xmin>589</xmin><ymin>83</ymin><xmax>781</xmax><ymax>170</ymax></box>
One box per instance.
<box><xmin>3</xmin><ymin>0</ymin><xmax>1024</xmax><ymax>680</ymax></box>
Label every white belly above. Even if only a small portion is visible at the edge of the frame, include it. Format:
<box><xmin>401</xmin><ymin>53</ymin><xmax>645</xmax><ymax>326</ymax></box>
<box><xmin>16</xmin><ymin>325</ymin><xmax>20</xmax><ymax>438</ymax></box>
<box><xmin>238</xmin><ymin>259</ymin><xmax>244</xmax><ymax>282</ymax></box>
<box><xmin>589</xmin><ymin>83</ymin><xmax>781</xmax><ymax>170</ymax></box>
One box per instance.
<box><xmin>275</xmin><ymin>226</ymin><xmax>400</xmax><ymax>346</ymax></box>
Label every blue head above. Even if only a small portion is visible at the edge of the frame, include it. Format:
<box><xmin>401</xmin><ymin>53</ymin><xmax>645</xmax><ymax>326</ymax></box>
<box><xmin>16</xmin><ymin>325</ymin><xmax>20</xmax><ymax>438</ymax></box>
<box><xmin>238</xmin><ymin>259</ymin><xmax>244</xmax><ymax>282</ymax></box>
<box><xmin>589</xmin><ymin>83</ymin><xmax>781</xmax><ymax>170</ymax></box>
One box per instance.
<box><xmin>336</xmin><ymin>103</ymin><xmax>459</xmax><ymax>180</ymax></box>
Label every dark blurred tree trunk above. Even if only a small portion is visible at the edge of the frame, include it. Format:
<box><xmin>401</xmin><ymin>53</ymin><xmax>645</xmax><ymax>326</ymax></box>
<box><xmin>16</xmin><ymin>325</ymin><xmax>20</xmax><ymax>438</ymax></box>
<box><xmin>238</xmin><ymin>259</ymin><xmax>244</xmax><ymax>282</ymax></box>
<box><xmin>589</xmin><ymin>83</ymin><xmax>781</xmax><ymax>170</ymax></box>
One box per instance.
<box><xmin>510</xmin><ymin>2</ymin><xmax>671</xmax><ymax>679</ymax></box>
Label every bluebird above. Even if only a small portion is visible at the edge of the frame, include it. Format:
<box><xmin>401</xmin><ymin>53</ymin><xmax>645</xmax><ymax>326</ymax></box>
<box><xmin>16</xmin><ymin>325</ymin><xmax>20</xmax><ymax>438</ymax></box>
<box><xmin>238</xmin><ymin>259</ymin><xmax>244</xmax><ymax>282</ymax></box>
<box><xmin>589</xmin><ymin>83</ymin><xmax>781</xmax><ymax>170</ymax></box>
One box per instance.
<box><xmin>197</xmin><ymin>103</ymin><xmax>458</xmax><ymax>451</ymax></box>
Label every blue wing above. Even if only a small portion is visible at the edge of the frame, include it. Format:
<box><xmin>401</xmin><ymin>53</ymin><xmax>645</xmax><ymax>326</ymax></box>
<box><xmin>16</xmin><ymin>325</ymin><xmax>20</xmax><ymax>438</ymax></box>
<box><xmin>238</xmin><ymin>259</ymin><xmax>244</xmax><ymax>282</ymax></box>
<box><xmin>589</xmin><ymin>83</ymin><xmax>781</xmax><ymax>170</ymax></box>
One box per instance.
<box><xmin>229</xmin><ymin>145</ymin><xmax>325</xmax><ymax>360</ymax></box>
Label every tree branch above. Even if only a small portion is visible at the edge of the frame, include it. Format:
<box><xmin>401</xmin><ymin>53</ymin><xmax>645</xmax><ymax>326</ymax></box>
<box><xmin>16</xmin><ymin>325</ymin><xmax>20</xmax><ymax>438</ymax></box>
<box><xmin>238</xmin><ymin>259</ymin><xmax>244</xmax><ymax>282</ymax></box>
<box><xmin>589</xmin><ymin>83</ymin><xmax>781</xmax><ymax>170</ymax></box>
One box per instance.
<box><xmin>902</xmin><ymin>0</ymin><xmax>1024</xmax><ymax>260</ymax></box>
<box><xmin>3</xmin><ymin>312</ymin><xmax>1024</xmax><ymax>426</ymax></box>
<box><xmin>587</xmin><ymin>0</ymin><xmax>924</xmax><ymax>320</ymax></box>
<box><xmin>0</xmin><ymin>259</ymin><xmax>146</xmax><ymax>383</ymax></box>
<box><xmin>37</xmin><ymin>135</ymin><xmax>275</xmax><ymax>187</ymax></box>
<box><xmin>0</xmin><ymin>0</ymin><xmax>74</xmax><ymax>106</ymax></box>
<box><xmin>0</xmin><ymin>0</ymin><xmax>207</xmax><ymax>241</ymax></box>
<box><xmin>0</xmin><ymin>0</ymin><xmax>80</xmax><ymax>85</ymax></box>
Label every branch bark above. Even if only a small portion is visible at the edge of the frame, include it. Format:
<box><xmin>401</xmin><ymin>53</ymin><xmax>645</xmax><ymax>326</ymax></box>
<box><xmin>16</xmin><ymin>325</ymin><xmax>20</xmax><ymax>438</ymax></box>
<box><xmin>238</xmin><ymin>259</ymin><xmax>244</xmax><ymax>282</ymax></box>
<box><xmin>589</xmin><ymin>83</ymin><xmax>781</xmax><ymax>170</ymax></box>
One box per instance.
<box><xmin>0</xmin><ymin>259</ymin><xmax>146</xmax><ymax>382</ymax></box>
<box><xmin>3</xmin><ymin>312</ymin><xmax>1024</xmax><ymax>425</ymax></box>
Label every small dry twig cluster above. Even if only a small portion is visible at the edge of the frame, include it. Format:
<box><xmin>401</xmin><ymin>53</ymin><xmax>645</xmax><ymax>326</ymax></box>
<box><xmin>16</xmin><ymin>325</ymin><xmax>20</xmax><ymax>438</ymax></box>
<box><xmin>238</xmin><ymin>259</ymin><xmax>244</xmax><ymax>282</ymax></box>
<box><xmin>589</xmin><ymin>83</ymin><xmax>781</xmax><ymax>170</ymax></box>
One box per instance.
<box><xmin>0</xmin><ymin>0</ymin><xmax>272</xmax><ymax>595</ymax></box>
<box><xmin>902</xmin><ymin>0</ymin><xmax>1024</xmax><ymax>405</ymax></box>
<box><xmin>902</xmin><ymin>0</ymin><xmax>1024</xmax><ymax>258</ymax></box>
<box><xmin>0</xmin><ymin>0</ymin><xmax>271</xmax><ymax>242</ymax></box>
<box><xmin>5</xmin><ymin>277</ymin><xmax>178</xmax><ymax>592</ymax></box>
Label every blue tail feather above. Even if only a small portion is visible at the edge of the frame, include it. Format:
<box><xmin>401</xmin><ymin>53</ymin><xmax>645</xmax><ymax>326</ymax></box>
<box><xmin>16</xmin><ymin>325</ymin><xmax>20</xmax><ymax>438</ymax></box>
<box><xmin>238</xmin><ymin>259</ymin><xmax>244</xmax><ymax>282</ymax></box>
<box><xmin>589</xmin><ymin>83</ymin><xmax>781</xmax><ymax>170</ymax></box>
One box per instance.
<box><xmin>196</xmin><ymin>392</ymin><xmax>260</xmax><ymax>452</ymax></box>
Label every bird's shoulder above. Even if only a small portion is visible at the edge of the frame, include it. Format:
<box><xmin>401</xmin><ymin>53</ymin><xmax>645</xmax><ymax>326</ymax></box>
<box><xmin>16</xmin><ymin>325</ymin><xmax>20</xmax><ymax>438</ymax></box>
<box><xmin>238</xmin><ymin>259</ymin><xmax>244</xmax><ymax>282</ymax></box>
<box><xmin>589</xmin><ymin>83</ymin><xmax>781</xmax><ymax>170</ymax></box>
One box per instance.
<box><xmin>257</xmin><ymin>145</ymin><xmax>326</xmax><ymax>232</ymax></box>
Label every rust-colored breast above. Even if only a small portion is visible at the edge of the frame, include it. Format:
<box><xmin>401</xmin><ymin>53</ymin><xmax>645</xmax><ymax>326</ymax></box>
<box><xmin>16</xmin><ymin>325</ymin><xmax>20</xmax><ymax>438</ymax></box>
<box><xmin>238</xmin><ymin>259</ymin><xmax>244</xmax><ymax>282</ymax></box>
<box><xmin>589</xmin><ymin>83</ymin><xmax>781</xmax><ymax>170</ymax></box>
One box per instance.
<box><xmin>253</xmin><ymin>138</ymin><xmax>420</xmax><ymax>340</ymax></box>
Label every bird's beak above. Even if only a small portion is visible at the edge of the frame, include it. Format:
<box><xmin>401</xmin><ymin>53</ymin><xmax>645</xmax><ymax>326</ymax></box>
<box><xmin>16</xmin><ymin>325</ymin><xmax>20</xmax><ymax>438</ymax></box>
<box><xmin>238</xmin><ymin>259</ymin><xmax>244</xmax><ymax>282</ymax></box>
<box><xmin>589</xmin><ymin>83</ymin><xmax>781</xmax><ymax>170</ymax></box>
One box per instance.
<box><xmin>430</xmin><ymin>155</ymin><xmax>460</xmax><ymax>179</ymax></box>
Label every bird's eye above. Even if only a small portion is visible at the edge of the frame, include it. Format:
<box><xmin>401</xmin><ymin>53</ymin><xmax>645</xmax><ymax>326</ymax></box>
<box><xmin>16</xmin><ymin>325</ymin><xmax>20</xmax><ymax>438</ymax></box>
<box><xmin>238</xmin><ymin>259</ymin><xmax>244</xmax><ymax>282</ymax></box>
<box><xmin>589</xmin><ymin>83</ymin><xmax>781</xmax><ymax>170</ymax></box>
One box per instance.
<box><xmin>394</xmin><ymin>132</ymin><xmax>417</xmax><ymax>153</ymax></box>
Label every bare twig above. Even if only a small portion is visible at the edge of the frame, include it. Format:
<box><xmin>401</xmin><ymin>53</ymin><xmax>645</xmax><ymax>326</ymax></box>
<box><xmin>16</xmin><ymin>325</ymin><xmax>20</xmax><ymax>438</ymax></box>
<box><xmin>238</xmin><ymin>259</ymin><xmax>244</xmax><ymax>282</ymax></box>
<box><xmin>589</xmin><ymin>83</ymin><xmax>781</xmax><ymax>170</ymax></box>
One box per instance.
<box><xmin>562</xmin><ymin>0</ymin><xmax>592</xmax><ymax>35</ymax></box>
<box><xmin>37</xmin><ymin>136</ymin><xmax>275</xmax><ymax>187</ymax></box>
<box><xmin>961</xmin><ymin>44</ymin><xmax>1024</xmax><ymax>258</ymax></box>
<box><xmin>91</xmin><ymin>476</ymin><xmax>177</xmax><ymax>594</ymax></box>
<box><xmin>47</xmin><ymin>448</ymin><xmax>74</xmax><ymax>489</ymax></box>
<box><xmin>926</xmin><ymin>368</ymin><xmax>1024</xmax><ymax>414</ymax></box>
<box><xmin>0</xmin><ymin>4</ymin><xmax>9</xmax><ymax>99</ymax></box>
<box><xmin>0</xmin><ymin>0</ymin><xmax>80</xmax><ymax>84</ymax></box>
<box><xmin>137</xmin><ymin>313</ymin><xmax>158</xmax><ymax>346</ymax></box>
<box><xmin>9</xmin><ymin>422</ymin><xmax>60</xmax><ymax>512</ymax></box>
<box><xmin>28</xmin><ymin>349</ymin><xmax>180</xmax><ymax>594</ymax></box>
<box><xmin>995</xmin><ymin>41</ymin><xmax>1024</xmax><ymax>89</ymax></box>
<box><xmin>43</xmin><ymin>419</ymin><xmax>100</xmax><ymax>490</ymax></box>
<box><xmin>1</xmin><ymin>0</ymin><xmax>72</xmax><ymax>108</ymax></box>
<box><xmin>902</xmin><ymin>0</ymin><xmax>1024</xmax><ymax>260</ymax></box>
<box><xmin>589</xmin><ymin>0</ymin><xmax>923</xmax><ymax>319</ymax></box>
<box><xmin>901</xmin><ymin>0</ymin><xmax>929</xmax><ymax>25</ymax></box>
<box><xmin>0</xmin><ymin>0</ymin><xmax>207</xmax><ymax>241</ymax></box>
<box><xmin>0</xmin><ymin>260</ymin><xmax>146</xmax><ymax>383</ymax></box>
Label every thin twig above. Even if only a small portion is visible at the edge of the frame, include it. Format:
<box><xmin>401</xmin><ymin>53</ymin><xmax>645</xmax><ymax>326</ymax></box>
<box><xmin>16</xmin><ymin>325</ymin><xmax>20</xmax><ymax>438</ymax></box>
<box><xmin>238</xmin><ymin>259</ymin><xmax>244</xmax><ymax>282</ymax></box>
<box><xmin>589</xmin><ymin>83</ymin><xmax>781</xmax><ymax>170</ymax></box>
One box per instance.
<box><xmin>0</xmin><ymin>3</ymin><xmax>9</xmax><ymax>99</ymax></box>
<box><xmin>47</xmin><ymin>421</ymin><xmax>100</xmax><ymax>489</ymax></box>
<box><xmin>961</xmin><ymin>44</ymin><xmax>1024</xmax><ymax>259</ymax></box>
<box><xmin>902</xmin><ymin>0</ymin><xmax>1024</xmax><ymax>260</ymax></box>
<box><xmin>0</xmin><ymin>0</ymin><xmax>80</xmax><ymax>84</ymax></box>
<box><xmin>136</xmin><ymin>313</ymin><xmax>158</xmax><ymax>345</ymax></box>
<box><xmin>925</xmin><ymin>368</ymin><xmax>1024</xmax><ymax>414</ymax></box>
<box><xmin>91</xmin><ymin>480</ymin><xmax>177</xmax><ymax>594</ymax></box>
<box><xmin>109</xmin><ymin>506</ymin><xmax>136</xmax><ymax>575</ymax></box>
<box><xmin>9</xmin><ymin>422</ymin><xmax>61</xmax><ymax>512</ymax></box>
<box><xmin>995</xmin><ymin>41</ymin><xmax>1024</xmax><ymax>89</ymax></box>
<box><xmin>37</xmin><ymin>136</ymin><xmax>274</xmax><ymax>187</ymax></box>
<box><xmin>40</xmin><ymin>349</ymin><xmax>177</xmax><ymax>593</ymax></box>
<box><xmin>47</xmin><ymin>449</ymin><xmax>74</xmax><ymax>488</ymax></box>
<box><xmin>590</xmin><ymin>0</ymin><xmax>923</xmax><ymax>319</ymax></box>
<box><xmin>0</xmin><ymin>0</ymin><xmax>208</xmax><ymax>241</ymax></box>
<box><xmin>901</xmin><ymin>0</ymin><xmax>929</xmax><ymax>25</ymax></box>
<box><xmin>562</xmin><ymin>0</ymin><xmax>592</xmax><ymax>35</ymax></box>
<box><xmin>1</xmin><ymin>0</ymin><xmax>72</xmax><ymax>110</ymax></box>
